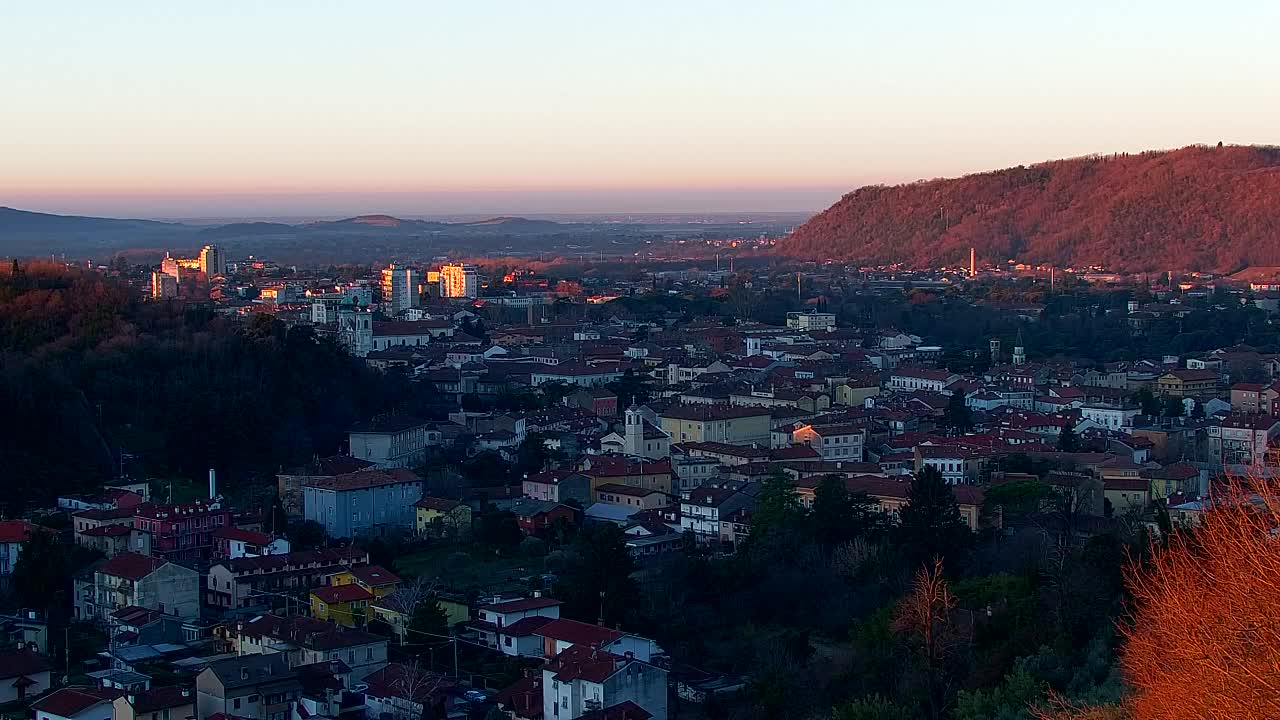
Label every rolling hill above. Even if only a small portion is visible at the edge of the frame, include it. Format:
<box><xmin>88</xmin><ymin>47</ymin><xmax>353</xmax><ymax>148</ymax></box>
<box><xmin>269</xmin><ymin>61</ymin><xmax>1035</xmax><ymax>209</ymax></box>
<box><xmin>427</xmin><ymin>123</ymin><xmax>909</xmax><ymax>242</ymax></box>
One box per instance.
<box><xmin>779</xmin><ymin>145</ymin><xmax>1280</xmax><ymax>273</ymax></box>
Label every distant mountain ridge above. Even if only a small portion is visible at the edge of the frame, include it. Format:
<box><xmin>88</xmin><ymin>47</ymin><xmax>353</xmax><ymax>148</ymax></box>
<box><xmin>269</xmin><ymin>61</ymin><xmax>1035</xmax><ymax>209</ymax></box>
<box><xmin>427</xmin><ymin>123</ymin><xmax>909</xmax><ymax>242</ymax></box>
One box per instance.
<box><xmin>0</xmin><ymin>207</ymin><xmax>569</xmax><ymax>258</ymax></box>
<box><xmin>779</xmin><ymin>145</ymin><xmax>1280</xmax><ymax>273</ymax></box>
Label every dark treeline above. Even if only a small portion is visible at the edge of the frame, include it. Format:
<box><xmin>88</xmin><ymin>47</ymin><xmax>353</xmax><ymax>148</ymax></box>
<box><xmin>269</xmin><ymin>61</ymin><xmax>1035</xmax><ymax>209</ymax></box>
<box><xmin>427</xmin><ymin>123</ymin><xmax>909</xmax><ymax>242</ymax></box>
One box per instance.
<box><xmin>634</xmin><ymin>470</ymin><xmax>1134</xmax><ymax>720</ymax></box>
<box><xmin>0</xmin><ymin>263</ymin><xmax>439</xmax><ymax>511</ymax></box>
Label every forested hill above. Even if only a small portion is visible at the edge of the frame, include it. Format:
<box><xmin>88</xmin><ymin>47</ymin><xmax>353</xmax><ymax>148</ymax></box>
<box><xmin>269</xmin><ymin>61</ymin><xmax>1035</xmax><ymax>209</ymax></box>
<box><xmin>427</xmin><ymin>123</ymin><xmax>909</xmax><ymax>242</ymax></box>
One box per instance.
<box><xmin>0</xmin><ymin>263</ymin><xmax>440</xmax><ymax>513</ymax></box>
<box><xmin>779</xmin><ymin>145</ymin><xmax>1280</xmax><ymax>273</ymax></box>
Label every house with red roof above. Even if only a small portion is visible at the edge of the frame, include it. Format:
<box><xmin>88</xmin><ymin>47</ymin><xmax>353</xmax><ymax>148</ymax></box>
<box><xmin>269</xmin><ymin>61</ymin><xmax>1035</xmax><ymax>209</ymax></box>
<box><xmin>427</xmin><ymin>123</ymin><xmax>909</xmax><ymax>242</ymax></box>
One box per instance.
<box><xmin>212</xmin><ymin>528</ymin><xmax>290</xmax><ymax>562</ymax></box>
<box><xmin>541</xmin><ymin>644</ymin><xmax>667</xmax><ymax>720</ymax></box>
<box><xmin>533</xmin><ymin>618</ymin><xmax>662</xmax><ymax>663</ymax></box>
<box><xmin>0</xmin><ymin>520</ymin><xmax>54</xmax><ymax>588</ymax></box>
<box><xmin>469</xmin><ymin>595</ymin><xmax>563</xmax><ymax>656</ymax></box>
<box><xmin>0</xmin><ymin>648</ymin><xmax>51</xmax><ymax>703</ymax></box>
<box><xmin>73</xmin><ymin>552</ymin><xmax>200</xmax><ymax>623</ymax></box>
<box><xmin>495</xmin><ymin>671</ymin><xmax>543</xmax><ymax>720</ymax></box>
<box><xmin>33</xmin><ymin>687</ymin><xmax>120</xmax><ymax>720</ymax></box>
<box><xmin>302</xmin><ymin>468</ymin><xmax>423</xmax><ymax>539</ymax></box>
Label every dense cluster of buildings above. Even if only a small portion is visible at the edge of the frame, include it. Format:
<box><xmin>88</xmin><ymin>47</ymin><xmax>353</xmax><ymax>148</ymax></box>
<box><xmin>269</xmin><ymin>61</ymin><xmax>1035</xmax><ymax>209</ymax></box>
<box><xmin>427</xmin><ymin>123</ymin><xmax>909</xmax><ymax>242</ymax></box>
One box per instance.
<box><xmin>31</xmin><ymin>257</ymin><xmax>1280</xmax><ymax>720</ymax></box>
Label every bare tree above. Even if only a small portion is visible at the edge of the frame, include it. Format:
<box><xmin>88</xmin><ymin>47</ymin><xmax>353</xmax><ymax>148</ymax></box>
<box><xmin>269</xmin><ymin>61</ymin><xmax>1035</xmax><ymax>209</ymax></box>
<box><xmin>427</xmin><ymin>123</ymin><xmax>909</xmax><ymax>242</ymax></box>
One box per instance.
<box><xmin>383</xmin><ymin>660</ymin><xmax>445</xmax><ymax>720</ymax></box>
<box><xmin>1121</xmin><ymin>478</ymin><xmax>1280</xmax><ymax>719</ymax></box>
<box><xmin>893</xmin><ymin>558</ymin><xmax>965</xmax><ymax>720</ymax></box>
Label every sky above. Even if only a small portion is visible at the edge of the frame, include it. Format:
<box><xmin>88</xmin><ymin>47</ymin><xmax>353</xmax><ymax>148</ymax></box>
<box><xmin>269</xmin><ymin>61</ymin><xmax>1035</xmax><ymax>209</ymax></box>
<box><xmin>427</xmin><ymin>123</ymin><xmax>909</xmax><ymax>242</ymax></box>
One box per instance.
<box><xmin>3</xmin><ymin>1</ymin><xmax>1278</xmax><ymax>218</ymax></box>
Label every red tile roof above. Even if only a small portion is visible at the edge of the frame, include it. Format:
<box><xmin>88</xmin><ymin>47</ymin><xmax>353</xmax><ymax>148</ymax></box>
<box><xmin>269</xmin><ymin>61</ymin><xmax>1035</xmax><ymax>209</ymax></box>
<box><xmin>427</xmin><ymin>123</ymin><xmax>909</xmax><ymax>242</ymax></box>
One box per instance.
<box><xmin>98</xmin><ymin>553</ymin><xmax>166</xmax><ymax>581</ymax></box>
<box><xmin>214</xmin><ymin>527</ymin><xmax>275</xmax><ymax>545</ymax></box>
<box><xmin>80</xmin><ymin>524</ymin><xmax>132</xmax><ymax>538</ymax></box>
<box><xmin>311</xmin><ymin>584</ymin><xmax>374</xmax><ymax>604</ymax></box>
<box><xmin>0</xmin><ymin>648</ymin><xmax>50</xmax><ymax>680</ymax></box>
<box><xmin>32</xmin><ymin>688</ymin><xmax>121</xmax><ymax>716</ymax></box>
<box><xmin>546</xmin><ymin>644</ymin><xmax>624</xmax><ymax>683</ymax></box>
<box><xmin>128</xmin><ymin>686</ymin><xmax>194</xmax><ymax>713</ymax></box>
<box><xmin>535</xmin><ymin>618</ymin><xmax>624</xmax><ymax>648</ymax></box>
<box><xmin>0</xmin><ymin>520</ymin><xmax>45</xmax><ymax>544</ymax></box>
<box><xmin>495</xmin><ymin>674</ymin><xmax>543</xmax><ymax>719</ymax></box>
<box><xmin>348</xmin><ymin>565</ymin><xmax>400</xmax><ymax>587</ymax></box>
<box><xmin>500</xmin><ymin>615</ymin><xmax>557</xmax><ymax>637</ymax></box>
<box><xmin>303</xmin><ymin>468</ymin><xmax>421</xmax><ymax>491</ymax></box>
<box><xmin>413</xmin><ymin>497</ymin><xmax>463</xmax><ymax>512</ymax></box>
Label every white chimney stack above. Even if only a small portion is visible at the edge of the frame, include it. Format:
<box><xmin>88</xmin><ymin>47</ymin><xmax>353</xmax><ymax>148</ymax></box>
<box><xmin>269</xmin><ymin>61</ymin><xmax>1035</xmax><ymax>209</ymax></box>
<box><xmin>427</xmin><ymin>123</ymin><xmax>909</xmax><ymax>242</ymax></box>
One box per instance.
<box><xmin>209</xmin><ymin>468</ymin><xmax>217</xmax><ymax>500</ymax></box>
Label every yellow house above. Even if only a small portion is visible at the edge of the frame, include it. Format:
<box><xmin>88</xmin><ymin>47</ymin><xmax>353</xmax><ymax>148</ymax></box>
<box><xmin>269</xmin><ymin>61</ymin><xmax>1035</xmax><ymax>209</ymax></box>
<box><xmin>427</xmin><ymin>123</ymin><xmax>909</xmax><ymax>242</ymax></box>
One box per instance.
<box><xmin>311</xmin><ymin>583</ymin><xmax>374</xmax><ymax>627</ymax></box>
<box><xmin>327</xmin><ymin>565</ymin><xmax>402</xmax><ymax>599</ymax></box>
<box><xmin>658</xmin><ymin>404</ymin><xmax>772</xmax><ymax>446</ymax></box>
<box><xmin>414</xmin><ymin>497</ymin><xmax>473</xmax><ymax>540</ymax></box>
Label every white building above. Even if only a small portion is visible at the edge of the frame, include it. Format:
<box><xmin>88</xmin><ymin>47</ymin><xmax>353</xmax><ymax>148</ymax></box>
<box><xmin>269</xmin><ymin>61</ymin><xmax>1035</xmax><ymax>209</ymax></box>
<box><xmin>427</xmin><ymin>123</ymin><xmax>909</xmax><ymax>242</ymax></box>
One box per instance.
<box><xmin>542</xmin><ymin>644</ymin><xmax>668</xmax><ymax>720</ymax></box>
<box><xmin>888</xmin><ymin>368</ymin><xmax>958</xmax><ymax>392</ymax></box>
<box><xmin>1079</xmin><ymin>405</ymin><xmax>1141</xmax><ymax>431</ymax></box>
<box><xmin>786</xmin><ymin>311</ymin><xmax>836</xmax><ymax>332</ymax></box>
<box><xmin>439</xmin><ymin>263</ymin><xmax>478</xmax><ymax>299</ymax></box>
<box><xmin>348</xmin><ymin>416</ymin><xmax>432</xmax><ymax>468</ymax></box>
<box><xmin>791</xmin><ymin>423</ymin><xmax>865</xmax><ymax>461</ymax></box>
<box><xmin>380</xmin><ymin>264</ymin><xmax>422</xmax><ymax>315</ymax></box>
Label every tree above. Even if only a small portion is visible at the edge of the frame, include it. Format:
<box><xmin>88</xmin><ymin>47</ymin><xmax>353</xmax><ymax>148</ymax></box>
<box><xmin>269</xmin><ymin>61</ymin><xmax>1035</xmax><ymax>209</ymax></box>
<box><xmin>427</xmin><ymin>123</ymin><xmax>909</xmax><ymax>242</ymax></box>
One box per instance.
<box><xmin>832</xmin><ymin>695</ymin><xmax>913</xmax><ymax>720</ymax></box>
<box><xmin>478</xmin><ymin>511</ymin><xmax>523</xmax><ymax>555</ymax></box>
<box><xmin>264</xmin><ymin>494</ymin><xmax>289</xmax><ymax>537</ymax></box>
<box><xmin>1120</xmin><ymin>479</ymin><xmax>1280</xmax><ymax>719</ymax></box>
<box><xmin>943</xmin><ymin>390</ymin><xmax>973</xmax><ymax>433</ymax></box>
<box><xmin>1057</xmin><ymin>425</ymin><xmax>1080</xmax><ymax>453</ymax></box>
<box><xmin>288</xmin><ymin>520</ymin><xmax>328</xmax><ymax>550</ymax></box>
<box><xmin>810</xmin><ymin>475</ymin><xmax>854</xmax><ymax>545</ymax></box>
<box><xmin>11</xmin><ymin>529</ymin><xmax>68</xmax><ymax>611</ymax></box>
<box><xmin>1161</xmin><ymin>395</ymin><xmax>1185</xmax><ymax>417</ymax></box>
<box><xmin>555</xmin><ymin>523</ymin><xmax>638</xmax><ymax>625</ymax></box>
<box><xmin>408</xmin><ymin>593</ymin><xmax>450</xmax><ymax>642</ymax></box>
<box><xmin>898</xmin><ymin>466</ymin><xmax>971</xmax><ymax>572</ymax></box>
<box><xmin>893</xmin><ymin>558</ymin><xmax>964</xmax><ymax>720</ymax></box>
<box><xmin>1133</xmin><ymin>387</ymin><xmax>1161</xmax><ymax>417</ymax></box>
<box><xmin>752</xmin><ymin>470</ymin><xmax>804</xmax><ymax>539</ymax></box>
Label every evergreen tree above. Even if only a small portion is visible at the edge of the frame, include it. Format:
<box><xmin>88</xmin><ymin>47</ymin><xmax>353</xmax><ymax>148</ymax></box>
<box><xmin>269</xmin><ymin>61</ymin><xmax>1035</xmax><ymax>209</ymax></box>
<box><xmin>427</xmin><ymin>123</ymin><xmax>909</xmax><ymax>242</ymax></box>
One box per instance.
<box><xmin>752</xmin><ymin>470</ymin><xmax>804</xmax><ymax>539</ymax></box>
<box><xmin>555</xmin><ymin>523</ymin><xmax>638</xmax><ymax>625</ymax></box>
<box><xmin>1162</xmin><ymin>395</ymin><xmax>1186</xmax><ymax>417</ymax></box>
<box><xmin>408</xmin><ymin>593</ymin><xmax>450</xmax><ymax>641</ymax></box>
<box><xmin>11</xmin><ymin>529</ymin><xmax>68</xmax><ymax>611</ymax></box>
<box><xmin>897</xmin><ymin>466</ymin><xmax>971</xmax><ymax>572</ymax></box>
<box><xmin>1057</xmin><ymin>424</ymin><xmax>1080</xmax><ymax>452</ymax></box>
<box><xmin>942</xmin><ymin>390</ymin><xmax>972</xmax><ymax>433</ymax></box>
<box><xmin>1134</xmin><ymin>387</ymin><xmax>1161</xmax><ymax>416</ymax></box>
<box><xmin>264</xmin><ymin>494</ymin><xmax>289</xmax><ymax>537</ymax></box>
<box><xmin>811</xmin><ymin>474</ymin><xmax>854</xmax><ymax>545</ymax></box>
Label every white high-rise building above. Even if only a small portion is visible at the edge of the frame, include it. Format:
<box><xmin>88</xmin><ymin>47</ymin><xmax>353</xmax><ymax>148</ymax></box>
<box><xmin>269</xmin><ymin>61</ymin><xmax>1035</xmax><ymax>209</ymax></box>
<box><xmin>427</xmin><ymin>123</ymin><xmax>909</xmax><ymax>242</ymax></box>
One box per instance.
<box><xmin>439</xmin><ymin>263</ymin><xmax>478</xmax><ymax>299</ymax></box>
<box><xmin>199</xmin><ymin>244</ymin><xmax>226</xmax><ymax>276</ymax></box>
<box><xmin>380</xmin><ymin>263</ymin><xmax>422</xmax><ymax>314</ymax></box>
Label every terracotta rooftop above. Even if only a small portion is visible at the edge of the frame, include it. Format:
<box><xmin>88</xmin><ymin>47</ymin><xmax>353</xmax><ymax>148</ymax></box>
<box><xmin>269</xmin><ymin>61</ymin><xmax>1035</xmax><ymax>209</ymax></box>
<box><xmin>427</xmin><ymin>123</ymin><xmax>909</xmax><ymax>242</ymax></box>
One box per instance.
<box><xmin>303</xmin><ymin>468</ymin><xmax>421</xmax><ymax>491</ymax></box>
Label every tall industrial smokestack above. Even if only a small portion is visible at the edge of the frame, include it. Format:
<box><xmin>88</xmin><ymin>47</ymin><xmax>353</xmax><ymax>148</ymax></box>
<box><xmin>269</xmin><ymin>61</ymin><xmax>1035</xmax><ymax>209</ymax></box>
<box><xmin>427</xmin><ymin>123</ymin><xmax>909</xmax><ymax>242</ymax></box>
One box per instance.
<box><xmin>209</xmin><ymin>469</ymin><xmax>217</xmax><ymax>500</ymax></box>
<box><xmin>970</xmin><ymin>247</ymin><xmax>975</xmax><ymax>276</ymax></box>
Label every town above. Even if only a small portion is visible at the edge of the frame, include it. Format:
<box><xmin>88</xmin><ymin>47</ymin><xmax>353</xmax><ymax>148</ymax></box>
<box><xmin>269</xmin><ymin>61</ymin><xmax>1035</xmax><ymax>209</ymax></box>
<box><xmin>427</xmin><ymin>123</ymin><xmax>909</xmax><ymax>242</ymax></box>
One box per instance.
<box><xmin>4</xmin><ymin>247</ymin><xmax>1280</xmax><ymax>720</ymax></box>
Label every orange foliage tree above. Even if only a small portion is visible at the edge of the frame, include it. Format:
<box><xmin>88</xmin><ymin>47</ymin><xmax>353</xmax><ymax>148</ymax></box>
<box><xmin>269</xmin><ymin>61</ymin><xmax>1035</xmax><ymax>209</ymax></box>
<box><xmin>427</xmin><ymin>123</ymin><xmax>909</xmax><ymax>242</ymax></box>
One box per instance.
<box><xmin>1120</xmin><ymin>480</ymin><xmax>1280</xmax><ymax>718</ymax></box>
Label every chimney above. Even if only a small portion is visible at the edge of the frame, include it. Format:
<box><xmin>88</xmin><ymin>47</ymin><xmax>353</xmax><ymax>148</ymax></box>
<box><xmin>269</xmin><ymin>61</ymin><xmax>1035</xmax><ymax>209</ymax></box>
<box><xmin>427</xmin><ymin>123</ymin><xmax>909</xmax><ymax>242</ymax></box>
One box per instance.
<box><xmin>181</xmin><ymin>689</ymin><xmax>191</xmax><ymax>698</ymax></box>
<box><xmin>128</xmin><ymin>696</ymin><xmax>136</xmax><ymax>706</ymax></box>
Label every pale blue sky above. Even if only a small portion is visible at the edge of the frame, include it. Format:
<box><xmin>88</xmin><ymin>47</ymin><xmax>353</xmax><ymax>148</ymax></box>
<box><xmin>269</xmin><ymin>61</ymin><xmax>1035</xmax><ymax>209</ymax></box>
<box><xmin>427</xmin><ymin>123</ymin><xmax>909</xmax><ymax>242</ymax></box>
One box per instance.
<box><xmin>2</xmin><ymin>1</ymin><xmax>1277</xmax><ymax>216</ymax></box>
